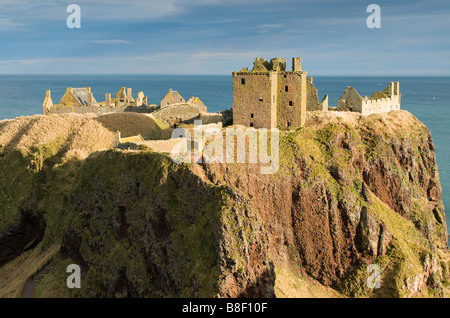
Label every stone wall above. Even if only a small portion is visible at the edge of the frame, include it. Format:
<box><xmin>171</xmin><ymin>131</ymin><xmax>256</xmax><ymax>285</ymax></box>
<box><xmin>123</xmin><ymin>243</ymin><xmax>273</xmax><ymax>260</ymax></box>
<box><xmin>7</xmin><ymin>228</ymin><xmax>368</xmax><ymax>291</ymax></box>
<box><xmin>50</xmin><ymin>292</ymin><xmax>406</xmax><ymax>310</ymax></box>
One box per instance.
<box><xmin>277</xmin><ymin>71</ymin><xmax>306</xmax><ymax>128</ymax></box>
<box><xmin>306</xmin><ymin>78</ymin><xmax>321</xmax><ymax>111</ymax></box>
<box><xmin>152</xmin><ymin>104</ymin><xmax>200</xmax><ymax>126</ymax></box>
<box><xmin>232</xmin><ymin>57</ymin><xmax>310</xmax><ymax>129</ymax></box>
<box><xmin>337</xmin><ymin>83</ymin><xmax>401</xmax><ymax>115</ymax></box>
<box><xmin>232</xmin><ymin>72</ymin><xmax>277</xmax><ymax>129</ymax></box>
<box><xmin>44</xmin><ymin>105</ymin><xmax>155</xmax><ymax>116</ymax></box>
<box><xmin>361</xmin><ymin>97</ymin><xmax>400</xmax><ymax>116</ymax></box>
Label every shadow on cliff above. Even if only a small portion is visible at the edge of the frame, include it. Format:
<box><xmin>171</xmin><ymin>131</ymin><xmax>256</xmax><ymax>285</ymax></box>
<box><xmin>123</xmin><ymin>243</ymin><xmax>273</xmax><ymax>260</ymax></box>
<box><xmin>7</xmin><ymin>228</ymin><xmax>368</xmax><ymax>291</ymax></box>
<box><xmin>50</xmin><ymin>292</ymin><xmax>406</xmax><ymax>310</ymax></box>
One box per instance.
<box><xmin>0</xmin><ymin>207</ymin><xmax>46</xmax><ymax>266</ymax></box>
<box><xmin>2</xmin><ymin>118</ymin><xmax>39</xmax><ymax>151</ymax></box>
<box><xmin>236</xmin><ymin>266</ymin><xmax>276</xmax><ymax>298</ymax></box>
<box><xmin>94</xmin><ymin>112</ymin><xmax>168</xmax><ymax>140</ymax></box>
<box><xmin>59</xmin><ymin>150</ymin><xmax>276</xmax><ymax>298</ymax></box>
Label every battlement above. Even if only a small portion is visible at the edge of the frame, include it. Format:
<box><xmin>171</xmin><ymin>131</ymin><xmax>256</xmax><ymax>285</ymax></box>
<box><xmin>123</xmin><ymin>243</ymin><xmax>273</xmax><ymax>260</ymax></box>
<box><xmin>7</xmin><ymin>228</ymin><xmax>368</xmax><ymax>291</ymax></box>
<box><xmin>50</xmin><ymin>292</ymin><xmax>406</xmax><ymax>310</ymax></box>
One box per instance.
<box><xmin>337</xmin><ymin>82</ymin><xmax>401</xmax><ymax>115</ymax></box>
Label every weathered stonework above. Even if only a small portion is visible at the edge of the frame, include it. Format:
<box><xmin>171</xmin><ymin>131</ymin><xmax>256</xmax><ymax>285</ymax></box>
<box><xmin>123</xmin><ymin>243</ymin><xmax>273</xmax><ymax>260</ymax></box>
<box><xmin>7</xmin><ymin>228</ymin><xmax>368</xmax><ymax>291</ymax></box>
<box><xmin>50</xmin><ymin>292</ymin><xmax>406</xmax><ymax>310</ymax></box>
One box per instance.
<box><xmin>43</xmin><ymin>86</ymin><xmax>209</xmax><ymax>126</ymax></box>
<box><xmin>306</xmin><ymin>77</ymin><xmax>328</xmax><ymax>112</ymax></box>
<box><xmin>58</xmin><ymin>87</ymin><xmax>98</xmax><ymax>107</ymax></box>
<box><xmin>337</xmin><ymin>82</ymin><xmax>401</xmax><ymax>115</ymax></box>
<box><xmin>160</xmin><ymin>89</ymin><xmax>185</xmax><ymax>108</ymax></box>
<box><xmin>42</xmin><ymin>90</ymin><xmax>53</xmax><ymax>114</ymax></box>
<box><xmin>232</xmin><ymin>57</ymin><xmax>326</xmax><ymax>129</ymax></box>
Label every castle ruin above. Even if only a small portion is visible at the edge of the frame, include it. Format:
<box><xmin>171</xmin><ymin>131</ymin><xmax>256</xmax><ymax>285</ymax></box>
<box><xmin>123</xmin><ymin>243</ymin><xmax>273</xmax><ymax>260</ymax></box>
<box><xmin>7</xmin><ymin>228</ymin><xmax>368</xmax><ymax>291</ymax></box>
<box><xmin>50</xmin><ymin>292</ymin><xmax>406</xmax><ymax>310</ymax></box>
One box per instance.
<box><xmin>232</xmin><ymin>57</ymin><xmax>328</xmax><ymax>129</ymax></box>
<box><xmin>337</xmin><ymin>82</ymin><xmax>401</xmax><ymax>115</ymax></box>
<box><xmin>43</xmin><ymin>87</ymin><xmax>208</xmax><ymax>122</ymax></box>
<box><xmin>43</xmin><ymin>57</ymin><xmax>401</xmax><ymax>130</ymax></box>
<box><xmin>232</xmin><ymin>56</ymin><xmax>401</xmax><ymax>129</ymax></box>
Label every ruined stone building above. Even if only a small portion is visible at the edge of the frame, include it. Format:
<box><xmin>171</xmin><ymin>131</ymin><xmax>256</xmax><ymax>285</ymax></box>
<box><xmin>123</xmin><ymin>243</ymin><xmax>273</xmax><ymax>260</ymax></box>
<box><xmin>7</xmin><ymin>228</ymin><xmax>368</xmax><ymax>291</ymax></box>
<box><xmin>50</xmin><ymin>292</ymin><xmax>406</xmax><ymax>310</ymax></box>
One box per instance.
<box><xmin>232</xmin><ymin>56</ymin><xmax>400</xmax><ymax>129</ymax></box>
<box><xmin>160</xmin><ymin>89</ymin><xmax>185</xmax><ymax>108</ymax></box>
<box><xmin>43</xmin><ymin>86</ymin><xmax>208</xmax><ymax>123</ymax></box>
<box><xmin>152</xmin><ymin>89</ymin><xmax>208</xmax><ymax>125</ymax></box>
<box><xmin>337</xmin><ymin>82</ymin><xmax>401</xmax><ymax>116</ymax></box>
<box><xmin>232</xmin><ymin>57</ymin><xmax>328</xmax><ymax>129</ymax></box>
<box><xmin>59</xmin><ymin>87</ymin><xmax>97</xmax><ymax>107</ymax></box>
<box><xmin>43</xmin><ymin>87</ymin><xmax>149</xmax><ymax>115</ymax></box>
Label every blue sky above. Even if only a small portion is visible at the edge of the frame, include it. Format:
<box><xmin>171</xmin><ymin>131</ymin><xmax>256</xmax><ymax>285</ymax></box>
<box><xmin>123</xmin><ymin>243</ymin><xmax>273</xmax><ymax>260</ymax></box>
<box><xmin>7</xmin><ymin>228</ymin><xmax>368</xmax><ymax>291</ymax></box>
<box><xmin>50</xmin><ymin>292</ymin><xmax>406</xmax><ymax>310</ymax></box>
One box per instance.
<box><xmin>0</xmin><ymin>0</ymin><xmax>449</xmax><ymax>75</ymax></box>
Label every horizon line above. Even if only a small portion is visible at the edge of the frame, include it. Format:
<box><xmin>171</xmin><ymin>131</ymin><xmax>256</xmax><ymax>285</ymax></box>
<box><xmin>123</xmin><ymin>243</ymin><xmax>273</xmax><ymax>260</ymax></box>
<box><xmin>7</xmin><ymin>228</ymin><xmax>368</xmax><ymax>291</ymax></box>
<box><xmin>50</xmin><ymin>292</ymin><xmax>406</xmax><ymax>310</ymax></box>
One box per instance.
<box><xmin>1</xmin><ymin>73</ymin><xmax>450</xmax><ymax>77</ymax></box>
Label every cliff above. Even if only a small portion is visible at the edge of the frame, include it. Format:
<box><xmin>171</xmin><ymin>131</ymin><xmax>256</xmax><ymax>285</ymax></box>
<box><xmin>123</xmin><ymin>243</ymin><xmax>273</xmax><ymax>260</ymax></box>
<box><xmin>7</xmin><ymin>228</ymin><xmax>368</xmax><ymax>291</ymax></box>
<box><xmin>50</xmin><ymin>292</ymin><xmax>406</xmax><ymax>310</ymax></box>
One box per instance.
<box><xmin>0</xmin><ymin>110</ymin><xmax>448</xmax><ymax>298</ymax></box>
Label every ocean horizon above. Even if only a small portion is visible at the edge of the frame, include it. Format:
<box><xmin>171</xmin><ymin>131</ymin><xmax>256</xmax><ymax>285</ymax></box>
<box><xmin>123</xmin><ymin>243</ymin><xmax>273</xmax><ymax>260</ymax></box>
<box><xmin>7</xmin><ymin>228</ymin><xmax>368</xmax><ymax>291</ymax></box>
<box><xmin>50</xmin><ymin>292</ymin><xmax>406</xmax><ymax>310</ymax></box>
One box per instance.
<box><xmin>1</xmin><ymin>74</ymin><xmax>449</xmax><ymax>235</ymax></box>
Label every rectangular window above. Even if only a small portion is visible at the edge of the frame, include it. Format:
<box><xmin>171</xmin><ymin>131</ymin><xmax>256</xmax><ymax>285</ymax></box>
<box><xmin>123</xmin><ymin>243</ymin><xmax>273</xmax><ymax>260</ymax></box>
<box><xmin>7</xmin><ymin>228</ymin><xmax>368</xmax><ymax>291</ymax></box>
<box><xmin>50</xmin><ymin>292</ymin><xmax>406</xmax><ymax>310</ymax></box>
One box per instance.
<box><xmin>251</xmin><ymin>113</ymin><xmax>254</xmax><ymax>118</ymax></box>
<box><xmin>241</xmin><ymin>78</ymin><xmax>246</xmax><ymax>85</ymax></box>
<box><xmin>250</xmin><ymin>123</ymin><xmax>254</xmax><ymax>127</ymax></box>
<box><xmin>285</xmin><ymin>86</ymin><xmax>288</xmax><ymax>92</ymax></box>
<box><xmin>289</xmin><ymin>101</ymin><xmax>293</xmax><ymax>106</ymax></box>
<box><xmin>259</xmin><ymin>94</ymin><xmax>263</xmax><ymax>101</ymax></box>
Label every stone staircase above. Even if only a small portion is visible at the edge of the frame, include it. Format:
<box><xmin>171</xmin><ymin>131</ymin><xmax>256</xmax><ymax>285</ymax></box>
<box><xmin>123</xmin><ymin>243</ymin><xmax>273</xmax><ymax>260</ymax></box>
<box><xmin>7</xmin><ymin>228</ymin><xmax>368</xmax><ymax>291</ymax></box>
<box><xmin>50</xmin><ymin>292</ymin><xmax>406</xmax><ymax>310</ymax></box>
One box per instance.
<box><xmin>31</xmin><ymin>260</ymin><xmax>55</xmax><ymax>284</ymax></box>
<box><xmin>22</xmin><ymin>256</ymin><xmax>56</xmax><ymax>298</ymax></box>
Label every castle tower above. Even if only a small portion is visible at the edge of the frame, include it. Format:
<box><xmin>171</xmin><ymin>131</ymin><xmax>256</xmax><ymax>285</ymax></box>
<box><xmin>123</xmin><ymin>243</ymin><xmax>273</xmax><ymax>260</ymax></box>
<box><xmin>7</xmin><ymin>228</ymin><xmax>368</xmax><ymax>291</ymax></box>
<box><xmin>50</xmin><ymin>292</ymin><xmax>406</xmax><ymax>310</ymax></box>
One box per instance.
<box><xmin>395</xmin><ymin>82</ymin><xmax>401</xmax><ymax>107</ymax></box>
<box><xmin>136</xmin><ymin>92</ymin><xmax>145</xmax><ymax>106</ymax></box>
<box><xmin>127</xmin><ymin>88</ymin><xmax>132</xmax><ymax>100</ymax></box>
<box><xmin>232</xmin><ymin>56</ymin><xmax>308</xmax><ymax>129</ymax></box>
<box><xmin>388</xmin><ymin>82</ymin><xmax>395</xmax><ymax>98</ymax></box>
<box><xmin>105</xmin><ymin>93</ymin><xmax>111</xmax><ymax>106</ymax></box>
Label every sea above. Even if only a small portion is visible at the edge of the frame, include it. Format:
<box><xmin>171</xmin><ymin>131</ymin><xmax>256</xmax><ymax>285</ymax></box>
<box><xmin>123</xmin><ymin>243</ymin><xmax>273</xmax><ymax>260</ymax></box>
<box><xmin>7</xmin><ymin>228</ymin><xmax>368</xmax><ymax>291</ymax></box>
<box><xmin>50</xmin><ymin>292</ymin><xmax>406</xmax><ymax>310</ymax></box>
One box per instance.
<box><xmin>0</xmin><ymin>75</ymin><xmax>449</xmax><ymax>235</ymax></box>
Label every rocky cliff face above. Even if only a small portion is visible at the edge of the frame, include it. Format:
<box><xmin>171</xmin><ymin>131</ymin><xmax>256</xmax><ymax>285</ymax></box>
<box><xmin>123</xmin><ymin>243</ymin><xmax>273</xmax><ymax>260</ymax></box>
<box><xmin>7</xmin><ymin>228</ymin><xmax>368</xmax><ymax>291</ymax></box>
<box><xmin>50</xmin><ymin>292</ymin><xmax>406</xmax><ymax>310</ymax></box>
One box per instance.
<box><xmin>201</xmin><ymin>111</ymin><xmax>449</xmax><ymax>297</ymax></box>
<box><xmin>0</xmin><ymin>110</ymin><xmax>448</xmax><ymax>297</ymax></box>
<box><xmin>60</xmin><ymin>152</ymin><xmax>275</xmax><ymax>297</ymax></box>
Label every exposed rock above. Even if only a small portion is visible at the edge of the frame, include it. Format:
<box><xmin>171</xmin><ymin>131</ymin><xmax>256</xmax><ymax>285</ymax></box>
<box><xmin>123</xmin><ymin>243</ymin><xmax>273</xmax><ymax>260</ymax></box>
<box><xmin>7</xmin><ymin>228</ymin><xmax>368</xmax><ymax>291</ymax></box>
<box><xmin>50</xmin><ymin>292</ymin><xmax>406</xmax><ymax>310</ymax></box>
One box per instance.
<box><xmin>0</xmin><ymin>110</ymin><xmax>448</xmax><ymax>298</ymax></box>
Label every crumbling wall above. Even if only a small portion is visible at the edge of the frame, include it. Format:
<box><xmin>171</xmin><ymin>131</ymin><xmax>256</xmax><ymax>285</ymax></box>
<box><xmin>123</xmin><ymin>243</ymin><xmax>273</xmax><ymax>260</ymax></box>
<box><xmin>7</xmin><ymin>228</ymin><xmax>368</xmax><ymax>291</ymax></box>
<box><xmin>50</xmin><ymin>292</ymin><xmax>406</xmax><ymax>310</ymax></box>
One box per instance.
<box><xmin>337</xmin><ymin>86</ymin><xmax>363</xmax><ymax>112</ymax></box>
<box><xmin>361</xmin><ymin>97</ymin><xmax>398</xmax><ymax>116</ymax></box>
<box><xmin>44</xmin><ymin>105</ymin><xmax>155</xmax><ymax>116</ymax></box>
<box><xmin>153</xmin><ymin>104</ymin><xmax>200</xmax><ymax>126</ymax></box>
<box><xmin>186</xmin><ymin>97</ymin><xmax>207</xmax><ymax>113</ymax></box>
<box><xmin>306</xmin><ymin>77</ymin><xmax>322</xmax><ymax>111</ymax></box>
<box><xmin>337</xmin><ymin>83</ymin><xmax>401</xmax><ymax>115</ymax></box>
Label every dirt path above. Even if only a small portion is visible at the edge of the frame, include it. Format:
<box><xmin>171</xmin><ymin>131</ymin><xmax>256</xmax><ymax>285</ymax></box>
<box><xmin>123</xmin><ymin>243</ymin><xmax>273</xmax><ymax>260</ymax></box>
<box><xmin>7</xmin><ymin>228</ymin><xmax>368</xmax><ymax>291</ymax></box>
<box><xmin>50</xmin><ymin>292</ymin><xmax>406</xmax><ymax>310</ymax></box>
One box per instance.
<box><xmin>22</xmin><ymin>257</ymin><xmax>55</xmax><ymax>298</ymax></box>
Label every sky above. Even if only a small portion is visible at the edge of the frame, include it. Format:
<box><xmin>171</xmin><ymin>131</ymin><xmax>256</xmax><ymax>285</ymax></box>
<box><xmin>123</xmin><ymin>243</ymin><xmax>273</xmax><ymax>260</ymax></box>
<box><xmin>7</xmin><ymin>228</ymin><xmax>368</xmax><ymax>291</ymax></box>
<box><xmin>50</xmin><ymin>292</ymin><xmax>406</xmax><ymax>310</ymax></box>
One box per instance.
<box><xmin>0</xmin><ymin>0</ymin><xmax>449</xmax><ymax>75</ymax></box>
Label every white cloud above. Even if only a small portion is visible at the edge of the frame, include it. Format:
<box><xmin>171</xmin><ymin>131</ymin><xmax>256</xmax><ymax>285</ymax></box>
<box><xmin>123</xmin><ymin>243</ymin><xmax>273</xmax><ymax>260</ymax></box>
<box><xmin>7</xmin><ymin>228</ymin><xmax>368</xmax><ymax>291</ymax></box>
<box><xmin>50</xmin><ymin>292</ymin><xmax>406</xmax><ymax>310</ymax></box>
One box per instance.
<box><xmin>90</xmin><ymin>39</ymin><xmax>133</xmax><ymax>44</ymax></box>
<box><xmin>0</xmin><ymin>17</ymin><xmax>24</xmax><ymax>31</ymax></box>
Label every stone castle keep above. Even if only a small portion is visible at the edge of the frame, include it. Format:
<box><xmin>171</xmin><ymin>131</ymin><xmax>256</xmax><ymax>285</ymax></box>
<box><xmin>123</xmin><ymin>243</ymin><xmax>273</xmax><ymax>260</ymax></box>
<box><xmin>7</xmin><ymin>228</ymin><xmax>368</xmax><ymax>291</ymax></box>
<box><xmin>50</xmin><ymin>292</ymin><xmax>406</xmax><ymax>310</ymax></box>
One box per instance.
<box><xmin>43</xmin><ymin>56</ymin><xmax>401</xmax><ymax>129</ymax></box>
<box><xmin>232</xmin><ymin>56</ymin><xmax>400</xmax><ymax>129</ymax></box>
<box><xmin>232</xmin><ymin>57</ymin><xmax>328</xmax><ymax>129</ymax></box>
